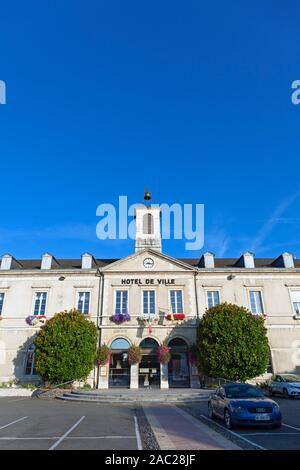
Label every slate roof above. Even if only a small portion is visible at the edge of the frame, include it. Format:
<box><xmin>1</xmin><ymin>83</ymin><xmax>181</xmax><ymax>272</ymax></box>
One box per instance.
<box><xmin>6</xmin><ymin>257</ymin><xmax>300</xmax><ymax>270</ymax></box>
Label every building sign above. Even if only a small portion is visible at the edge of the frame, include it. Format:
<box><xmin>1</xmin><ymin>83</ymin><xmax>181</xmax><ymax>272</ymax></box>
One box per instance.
<box><xmin>121</xmin><ymin>278</ymin><xmax>175</xmax><ymax>285</ymax></box>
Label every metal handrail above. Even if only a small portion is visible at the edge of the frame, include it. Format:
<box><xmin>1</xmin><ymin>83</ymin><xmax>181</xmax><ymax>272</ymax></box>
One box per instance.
<box><xmin>32</xmin><ymin>379</ymin><xmax>75</xmax><ymax>397</ymax></box>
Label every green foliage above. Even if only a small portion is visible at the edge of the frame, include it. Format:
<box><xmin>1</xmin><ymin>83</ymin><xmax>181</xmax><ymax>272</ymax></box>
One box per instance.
<box><xmin>96</xmin><ymin>344</ymin><xmax>111</xmax><ymax>365</ymax></box>
<box><xmin>0</xmin><ymin>379</ymin><xmax>17</xmax><ymax>388</ymax></box>
<box><xmin>78</xmin><ymin>382</ymin><xmax>92</xmax><ymax>390</ymax></box>
<box><xmin>128</xmin><ymin>344</ymin><xmax>142</xmax><ymax>365</ymax></box>
<box><xmin>34</xmin><ymin>309</ymin><xmax>98</xmax><ymax>383</ymax></box>
<box><xmin>19</xmin><ymin>382</ymin><xmax>37</xmax><ymax>390</ymax></box>
<box><xmin>196</xmin><ymin>303</ymin><xmax>270</xmax><ymax>382</ymax></box>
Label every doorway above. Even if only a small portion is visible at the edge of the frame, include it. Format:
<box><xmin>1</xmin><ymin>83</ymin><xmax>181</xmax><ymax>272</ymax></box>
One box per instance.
<box><xmin>108</xmin><ymin>338</ymin><xmax>131</xmax><ymax>388</ymax></box>
<box><xmin>139</xmin><ymin>338</ymin><xmax>160</xmax><ymax>388</ymax></box>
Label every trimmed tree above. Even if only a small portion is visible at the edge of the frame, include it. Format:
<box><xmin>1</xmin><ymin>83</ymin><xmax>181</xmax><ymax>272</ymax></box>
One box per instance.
<box><xmin>196</xmin><ymin>303</ymin><xmax>270</xmax><ymax>382</ymax></box>
<box><xmin>34</xmin><ymin>309</ymin><xmax>98</xmax><ymax>383</ymax></box>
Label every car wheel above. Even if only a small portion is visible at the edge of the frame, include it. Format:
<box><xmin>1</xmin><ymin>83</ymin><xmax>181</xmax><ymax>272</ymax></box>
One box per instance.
<box><xmin>224</xmin><ymin>409</ymin><xmax>233</xmax><ymax>429</ymax></box>
<box><xmin>283</xmin><ymin>388</ymin><xmax>290</xmax><ymax>399</ymax></box>
<box><xmin>208</xmin><ymin>402</ymin><xmax>215</xmax><ymax>420</ymax></box>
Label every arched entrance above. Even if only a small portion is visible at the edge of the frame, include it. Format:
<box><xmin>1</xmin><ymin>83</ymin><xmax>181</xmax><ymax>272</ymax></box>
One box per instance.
<box><xmin>109</xmin><ymin>338</ymin><xmax>131</xmax><ymax>388</ymax></box>
<box><xmin>168</xmin><ymin>338</ymin><xmax>190</xmax><ymax>388</ymax></box>
<box><xmin>139</xmin><ymin>338</ymin><xmax>160</xmax><ymax>388</ymax></box>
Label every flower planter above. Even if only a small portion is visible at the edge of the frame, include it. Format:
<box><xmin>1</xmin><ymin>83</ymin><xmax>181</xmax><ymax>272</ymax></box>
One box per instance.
<box><xmin>25</xmin><ymin>315</ymin><xmax>46</xmax><ymax>326</ymax></box>
<box><xmin>128</xmin><ymin>345</ymin><xmax>142</xmax><ymax>365</ymax></box>
<box><xmin>96</xmin><ymin>344</ymin><xmax>111</xmax><ymax>366</ymax></box>
<box><xmin>110</xmin><ymin>312</ymin><xmax>131</xmax><ymax>324</ymax></box>
<box><xmin>166</xmin><ymin>313</ymin><xmax>186</xmax><ymax>321</ymax></box>
<box><xmin>157</xmin><ymin>345</ymin><xmax>171</xmax><ymax>364</ymax></box>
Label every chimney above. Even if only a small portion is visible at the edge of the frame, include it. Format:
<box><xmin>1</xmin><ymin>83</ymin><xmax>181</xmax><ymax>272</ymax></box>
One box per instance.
<box><xmin>199</xmin><ymin>252</ymin><xmax>215</xmax><ymax>268</ymax></box>
<box><xmin>236</xmin><ymin>252</ymin><xmax>255</xmax><ymax>268</ymax></box>
<box><xmin>272</xmin><ymin>252</ymin><xmax>294</xmax><ymax>268</ymax></box>
<box><xmin>81</xmin><ymin>253</ymin><xmax>94</xmax><ymax>269</ymax></box>
<box><xmin>41</xmin><ymin>253</ymin><xmax>59</xmax><ymax>270</ymax></box>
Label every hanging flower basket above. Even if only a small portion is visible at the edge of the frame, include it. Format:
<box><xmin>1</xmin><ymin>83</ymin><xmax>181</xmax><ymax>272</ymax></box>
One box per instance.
<box><xmin>25</xmin><ymin>315</ymin><xmax>46</xmax><ymax>326</ymax></box>
<box><xmin>96</xmin><ymin>344</ymin><xmax>111</xmax><ymax>366</ymax></box>
<box><xmin>157</xmin><ymin>344</ymin><xmax>171</xmax><ymax>364</ymax></box>
<box><xmin>166</xmin><ymin>313</ymin><xmax>186</xmax><ymax>321</ymax></box>
<box><xmin>128</xmin><ymin>344</ymin><xmax>142</xmax><ymax>365</ymax></box>
<box><xmin>110</xmin><ymin>312</ymin><xmax>131</xmax><ymax>324</ymax></box>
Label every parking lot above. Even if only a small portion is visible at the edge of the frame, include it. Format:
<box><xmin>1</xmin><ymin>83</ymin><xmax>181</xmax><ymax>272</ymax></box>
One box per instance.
<box><xmin>1</xmin><ymin>395</ymin><xmax>300</xmax><ymax>450</ymax></box>
<box><xmin>184</xmin><ymin>397</ymin><xmax>300</xmax><ymax>450</ymax></box>
<box><xmin>0</xmin><ymin>398</ymin><xmax>141</xmax><ymax>450</ymax></box>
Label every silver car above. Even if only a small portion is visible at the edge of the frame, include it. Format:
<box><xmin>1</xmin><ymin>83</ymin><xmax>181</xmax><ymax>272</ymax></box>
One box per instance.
<box><xmin>269</xmin><ymin>374</ymin><xmax>300</xmax><ymax>398</ymax></box>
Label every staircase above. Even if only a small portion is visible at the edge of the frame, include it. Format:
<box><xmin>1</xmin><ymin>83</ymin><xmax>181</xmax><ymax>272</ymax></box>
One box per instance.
<box><xmin>58</xmin><ymin>388</ymin><xmax>211</xmax><ymax>404</ymax></box>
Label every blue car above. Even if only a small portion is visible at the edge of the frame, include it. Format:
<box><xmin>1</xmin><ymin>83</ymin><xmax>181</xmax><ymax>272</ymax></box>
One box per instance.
<box><xmin>208</xmin><ymin>383</ymin><xmax>282</xmax><ymax>429</ymax></box>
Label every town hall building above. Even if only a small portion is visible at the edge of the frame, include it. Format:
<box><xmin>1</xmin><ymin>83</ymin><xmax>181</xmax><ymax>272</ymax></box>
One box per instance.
<box><xmin>0</xmin><ymin>197</ymin><xmax>300</xmax><ymax>389</ymax></box>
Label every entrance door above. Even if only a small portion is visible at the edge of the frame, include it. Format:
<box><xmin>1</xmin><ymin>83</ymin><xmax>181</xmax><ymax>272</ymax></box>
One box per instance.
<box><xmin>139</xmin><ymin>354</ymin><xmax>160</xmax><ymax>388</ymax></box>
<box><xmin>108</xmin><ymin>338</ymin><xmax>131</xmax><ymax>388</ymax></box>
<box><xmin>139</xmin><ymin>338</ymin><xmax>160</xmax><ymax>388</ymax></box>
<box><xmin>109</xmin><ymin>352</ymin><xmax>130</xmax><ymax>388</ymax></box>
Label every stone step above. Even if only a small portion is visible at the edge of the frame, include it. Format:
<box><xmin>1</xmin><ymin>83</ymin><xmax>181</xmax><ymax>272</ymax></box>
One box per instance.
<box><xmin>66</xmin><ymin>390</ymin><xmax>205</xmax><ymax>399</ymax></box>
<box><xmin>57</xmin><ymin>394</ymin><xmax>209</xmax><ymax>403</ymax></box>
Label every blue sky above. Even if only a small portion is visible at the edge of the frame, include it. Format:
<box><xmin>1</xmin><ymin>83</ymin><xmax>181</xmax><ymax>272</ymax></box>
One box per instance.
<box><xmin>0</xmin><ymin>1</ymin><xmax>300</xmax><ymax>260</ymax></box>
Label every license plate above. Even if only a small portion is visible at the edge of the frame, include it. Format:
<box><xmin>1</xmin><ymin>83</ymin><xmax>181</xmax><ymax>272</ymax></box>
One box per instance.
<box><xmin>255</xmin><ymin>414</ymin><xmax>271</xmax><ymax>421</ymax></box>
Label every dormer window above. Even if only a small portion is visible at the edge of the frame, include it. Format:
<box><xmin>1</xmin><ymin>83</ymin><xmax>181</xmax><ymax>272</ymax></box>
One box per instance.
<box><xmin>143</xmin><ymin>213</ymin><xmax>154</xmax><ymax>235</ymax></box>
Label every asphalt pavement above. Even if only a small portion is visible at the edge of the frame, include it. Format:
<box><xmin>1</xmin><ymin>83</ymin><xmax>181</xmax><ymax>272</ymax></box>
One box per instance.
<box><xmin>0</xmin><ymin>397</ymin><xmax>140</xmax><ymax>450</ymax></box>
<box><xmin>181</xmin><ymin>397</ymin><xmax>300</xmax><ymax>450</ymax></box>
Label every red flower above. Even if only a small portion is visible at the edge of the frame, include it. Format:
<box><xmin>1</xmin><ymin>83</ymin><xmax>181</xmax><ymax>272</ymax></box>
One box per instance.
<box><xmin>166</xmin><ymin>313</ymin><xmax>185</xmax><ymax>321</ymax></box>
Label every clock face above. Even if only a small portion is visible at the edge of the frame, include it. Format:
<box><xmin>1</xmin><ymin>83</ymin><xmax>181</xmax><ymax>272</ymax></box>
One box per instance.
<box><xmin>143</xmin><ymin>257</ymin><xmax>154</xmax><ymax>269</ymax></box>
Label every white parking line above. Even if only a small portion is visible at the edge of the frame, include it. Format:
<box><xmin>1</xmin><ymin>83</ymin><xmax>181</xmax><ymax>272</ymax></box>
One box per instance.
<box><xmin>0</xmin><ymin>416</ymin><xmax>28</xmax><ymax>430</ymax></box>
<box><xmin>241</xmin><ymin>432</ymin><xmax>300</xmax><ymax>436</ymax></box>
<box><xmin>134</xmin><ymin>416</ymin><xmax>142</xmax><ymax>450</ymax></box>
<box><xmin>200</xmin><ymin>415</ymin><xmax>266</xmax><ymax>450</ymax></box>
<box><xmin>66</xmin><ymin>436</ymin><xmax>137</xmax><ymax>439</ymax></box>
<box><xmin>8</xmin><ymin>398</ymin><xmax>30</xmax><ymax>403</ymax></box>
<box><xmin>49</xmin><ymin>416</ymin><xmax>85</xmax><ymax>450</ymax></box>
<box><xmin>0</xmin><ymin>436</ymin><xmax>136</xmax><ymax>440</ymax></box>
<box><xmin>282</xmin><ymin>423</ymin><xmax>300</xmax><ymax>432</ymax></box>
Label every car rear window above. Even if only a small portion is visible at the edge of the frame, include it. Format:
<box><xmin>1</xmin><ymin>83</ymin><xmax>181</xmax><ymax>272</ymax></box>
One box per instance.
<box><xmin>225</xmin><ymin>385</ymin><xmax>264</xmax><ymax>398</ymax></box>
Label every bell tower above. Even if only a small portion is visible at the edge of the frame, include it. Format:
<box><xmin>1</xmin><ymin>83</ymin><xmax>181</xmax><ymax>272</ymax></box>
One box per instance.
<box><xmin>134</xmin><ymin>191</ymin><xmax>162</xmax><ymax>253</ymax></box>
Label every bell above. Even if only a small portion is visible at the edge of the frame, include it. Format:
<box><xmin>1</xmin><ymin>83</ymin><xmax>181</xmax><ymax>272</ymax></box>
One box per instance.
<box><xmin>144</xmin><ymin>190</ymin><xmax>151</xmax><ymax>201</ymax></box>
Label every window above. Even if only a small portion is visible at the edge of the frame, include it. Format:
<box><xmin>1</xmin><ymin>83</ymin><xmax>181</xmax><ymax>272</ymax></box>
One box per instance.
<box><xmin>207</xmin><ymin>291</ymin><xmax>220</xmax><ymax>308</ymax></box>
<box><xmin>0</xmin><ymin>293</ymin><xmax>5</xmax><ymax>315</ymax></box>
<box><xmin>290</xmin><ymin>291</ymin><xmax>300</xmax><ymax>315</ymax></box>
<box><xmin>143</xmin><ymin>290</ymin><xmax>156</xmax><ymax>316</ymax></box>
<box><xmin>33</xmin><ymin>292</ymin><xmax>47</xmax><ymax>316</ymax></box>
<box><xmin>170</xmin><ymin>290</ymin><xmax>183</xmax><ymax>313</ymax></box>
<box><xmin>25</xmin><ymin>344</ymin><xmax>37</xmax><ymax>376</ymax></box>
<box><xmin>143</xmin><ymin>213</ymin><xmax>153</xmax><ymax>235</ymax></box>
<box><xmin>249</xmin><ymin>290</ymin><xmax>264</xmax><ymax>315</ymax></box>
<box><xmin>77</xmin><ymin>291</ymin><xmax>90</xmax><ymax>314</ymax></box>
<box><xmin>110</xmin><ymin>338</ymin><xmax>131</xmax><ymax>350</ymax></box>
<box><xmin>115</xmin><ymin>290</ymin><xmax>128</xmax><ymax>314</ymax></box>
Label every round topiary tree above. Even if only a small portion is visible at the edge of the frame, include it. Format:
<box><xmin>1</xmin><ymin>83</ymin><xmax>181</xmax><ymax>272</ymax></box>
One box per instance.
<box><xmin>34</xmin><ymin>309</ymin><xmax>98</xmax><ymax>383</ymax></box>
<box><xmin>196</xmin><ymin>303</ymin><xmax>270</xmax><ymax>382</ymax></box>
